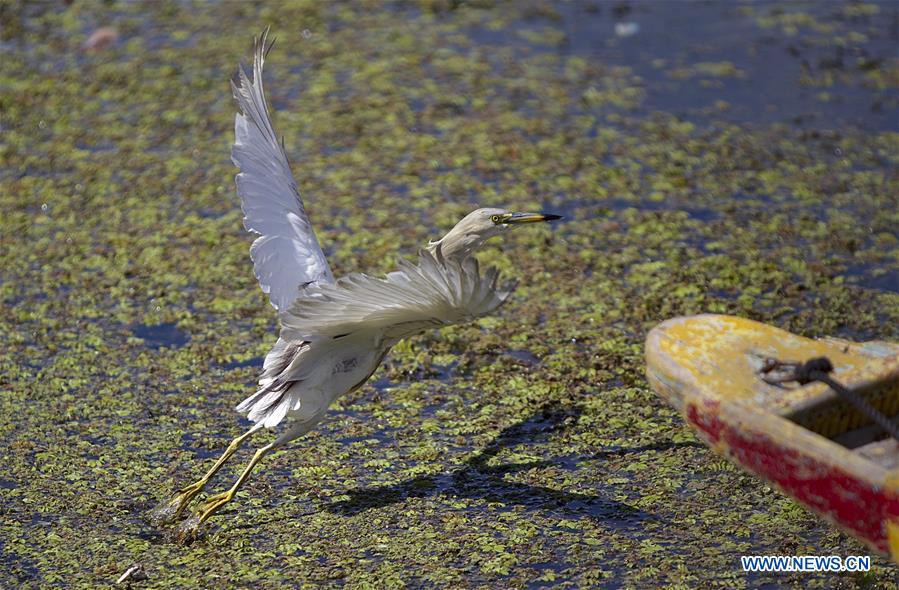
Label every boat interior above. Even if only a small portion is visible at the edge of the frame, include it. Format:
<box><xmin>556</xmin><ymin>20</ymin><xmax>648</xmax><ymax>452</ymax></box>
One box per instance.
<box><xmin>782</xmin><ymin>377</ymin><xmax>899</xmax><ymax>470</ymax></box>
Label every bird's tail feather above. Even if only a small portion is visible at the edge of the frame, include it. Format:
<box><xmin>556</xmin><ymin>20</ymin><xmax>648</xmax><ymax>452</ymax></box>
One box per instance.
<box><xmin>236</xmin><ymin>379</ymin><xmax>296</xmax><ymax>428</ymax></box>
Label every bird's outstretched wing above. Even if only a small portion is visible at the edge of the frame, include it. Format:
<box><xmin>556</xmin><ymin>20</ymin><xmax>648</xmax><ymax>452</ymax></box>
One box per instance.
<box><xmin>279</xmin><ymin>250</ymin><xmax>516</xmax><ymax>343</ymax></box>
<box><xmin>231</xmin><ymin>29</ymin><xmax>334</xmax><ymax>311</ymax></box>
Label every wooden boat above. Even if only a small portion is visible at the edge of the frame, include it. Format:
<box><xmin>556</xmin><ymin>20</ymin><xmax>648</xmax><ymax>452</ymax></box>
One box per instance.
<box><xmin>645</xmin><ymin>314</ymin><xmax>899</xmax><ymax>561</ymax></box>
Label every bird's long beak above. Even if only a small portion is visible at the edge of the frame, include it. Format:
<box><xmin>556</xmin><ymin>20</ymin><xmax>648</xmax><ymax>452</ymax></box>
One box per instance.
<box><xmin>504</xmin><ymin>212</ymin><xmax>563</xmax><ymax>224</ymax></box>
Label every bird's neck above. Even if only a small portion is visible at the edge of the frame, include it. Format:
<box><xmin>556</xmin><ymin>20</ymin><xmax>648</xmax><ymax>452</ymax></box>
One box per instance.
<box><xmin>427</xmin><ymin>229</ymin><xmax>484</xmax><ymax>262</ymax></box>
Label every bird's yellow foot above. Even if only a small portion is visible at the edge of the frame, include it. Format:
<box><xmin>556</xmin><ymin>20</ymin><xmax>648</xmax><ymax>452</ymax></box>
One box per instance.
<box><xmin>172</xmin><ymin>491</ymin><xmax>235</xmax><ymax>544</ymax></box>
<box><xmin>196</xmin><ymin>490</ymin><xmax>236</xmax><ymax>523</ymax></box>
<box><xmin>148</xmin><ymin>479</ymin><xmax>207</xmax><ymax>526</ymax></box>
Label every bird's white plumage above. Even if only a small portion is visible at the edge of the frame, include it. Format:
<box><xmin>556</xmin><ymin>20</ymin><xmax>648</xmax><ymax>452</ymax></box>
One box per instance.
<box><xmin>280</xmin><ymin>250</ymin><xmax>515</xmax><ymax>342</ymax></box>
<box><xmin>231</xmin><ymin>33</ymin><xmax>333</xmax><ymax>311</ymax></box>
<box><xmin>235</xmin><ymin>250</ymin><xmax>515</xmax><ymax>430</ymax></box>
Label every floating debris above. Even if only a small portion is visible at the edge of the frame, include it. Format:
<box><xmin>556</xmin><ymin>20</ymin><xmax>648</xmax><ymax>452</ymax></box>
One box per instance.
<box><xmin>614</xmin><ymin>22</ymin><xmax>640</xmax><ymax>37</ymax></box>
<box><xmin>116</xmin><ymin>563</ymin><xmax>147</xmax><ymax>585</ymax></box>
<box><xmin>82</xmin><ymin>27</ymin><xmax>119</xmax><ymax>52</ymax></box>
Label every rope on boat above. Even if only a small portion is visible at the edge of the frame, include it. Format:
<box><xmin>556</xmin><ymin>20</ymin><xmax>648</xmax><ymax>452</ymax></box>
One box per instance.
<box><xmin>760</xmin><ymin>356</ymin><xmax>899</xmax><ymax>443</ymax></box>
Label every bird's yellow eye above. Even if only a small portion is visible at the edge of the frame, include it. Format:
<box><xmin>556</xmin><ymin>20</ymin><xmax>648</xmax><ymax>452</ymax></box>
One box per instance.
<box><xmin>491</xmin><ymin>215</ymin><xmax>502</xmax><ymax>224</ymax></box>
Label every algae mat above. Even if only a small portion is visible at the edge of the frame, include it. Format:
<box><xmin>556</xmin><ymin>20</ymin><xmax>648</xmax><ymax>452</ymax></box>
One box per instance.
<box><xmin>2</xmin><ymin>1</ymin><xmax>898</xmax><ymax>588</ymax></box>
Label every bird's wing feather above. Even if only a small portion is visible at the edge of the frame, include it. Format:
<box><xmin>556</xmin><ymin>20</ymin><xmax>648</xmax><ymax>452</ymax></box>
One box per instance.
<box><xmin>232</xmin><ymin>29</ymin><xmax>334</xmax><ymax>311</ymax></box>
<box><xmin>279</xmin><ymin>250</ymin><xmax>516</xmax><ymax>343</ymax></box>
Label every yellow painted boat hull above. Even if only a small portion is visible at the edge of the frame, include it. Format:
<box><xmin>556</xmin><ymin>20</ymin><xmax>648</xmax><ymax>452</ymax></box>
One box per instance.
<box><xmin>646</xmin><ymin>314</ymin><xmax>899</xmax><ymax>560</ymax></box>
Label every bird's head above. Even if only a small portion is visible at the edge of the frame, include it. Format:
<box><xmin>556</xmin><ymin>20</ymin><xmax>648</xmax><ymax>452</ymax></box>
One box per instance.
<box><xmin>429</xmin><ymin>207</ymin><xmax>562</xmax><ymax>260</ymax></box>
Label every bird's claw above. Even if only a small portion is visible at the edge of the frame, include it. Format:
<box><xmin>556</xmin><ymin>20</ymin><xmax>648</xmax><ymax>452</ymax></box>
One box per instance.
<box><xmin>171</xmin><ymin>491</ymin><xmax>234</xmax><ymax>544</ymax></box>
<box><xmin>196</xmin><ymin>491</ymin><xmax>235</xmax><ymax>523</ymax></box>
<box><xmin>148</xmin><ymin>480</ymin><xmax>207</xmax><ymax>526</ymax></box>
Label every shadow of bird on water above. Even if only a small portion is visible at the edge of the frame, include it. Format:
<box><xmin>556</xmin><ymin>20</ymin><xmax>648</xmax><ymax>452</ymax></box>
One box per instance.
<box><xmin>322</xmin><ymin>402</ymin><xmax>699</xmax><ymax>527</ymax></box>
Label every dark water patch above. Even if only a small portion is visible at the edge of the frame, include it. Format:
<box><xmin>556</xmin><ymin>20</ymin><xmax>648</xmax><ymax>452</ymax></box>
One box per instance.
<box><xmin>0</xmin><ymin>549</ymin><xmax>41</xmax><ymax>589</ymax></box>
<box><xmin>602</xmin><ymin>1</ymin><xmax>898</xmax><ymax>131</ymax></box>
<box><xmin>131</xmin><ymin>322</ymin><xmax>189</xmax><ymax>349</ymax></box>
<box><xmin>28</xmin><ymin>513</ymin><xmax>56</xmax><ymax>527</ymax></box>
<box><xmin>546</xmin><ymin>195</ymin><xmax>720</xmax><ymax>226</ymax></box>
<box><xmin>0</xmin><ymin>478</ymin><xmax>17</xmax><ymax>489</ymax></box>
<box><xmin>632</xmin><ymin>199</ymin><xmax>719</xmax><ymax>223</ymax></box>
<box><xmin>846</xmin><ymin>265</ymin><xmax>899</xmax><ymax>294</ymax></box>
<box><xmin>464</xmin><ymin>1</ymin><xmax>897</xmax><ymax>132</ymax></box>
<box><xmin>74</xmin><ymin>139</ymin><xmax>117</xmax><ymax>154</ymax></box>
<box><xmin>370</xmin><ymin>376</ymin><xmax>395</xmax><ymax>392</ymax></box>
<box><xmin>195</xmin><ymin>207</ymin><xmax>229</xmax><ymax>219</ymax></box>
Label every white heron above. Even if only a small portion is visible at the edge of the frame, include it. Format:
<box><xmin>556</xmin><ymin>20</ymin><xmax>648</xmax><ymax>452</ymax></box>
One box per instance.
<box><xmin>151</xmin><ymin>30</ymin><xmax>561</xmax><ymax>539</ymax></box>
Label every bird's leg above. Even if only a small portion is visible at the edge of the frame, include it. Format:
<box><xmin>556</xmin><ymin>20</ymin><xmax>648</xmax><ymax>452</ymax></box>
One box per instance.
<box><xmin>175</xmin><ymin>441</ymin><xmax>275</xmax><ymax>542</ymax></box>
<box><xmin>150</xmin><ymin>427</ymin><xmax>258</xmax><ymax>526</ymax></box>
<box><xmin>197</xmin><ymin>442</ymin><xmax>275</xmax><ymax>523</ymax></box>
